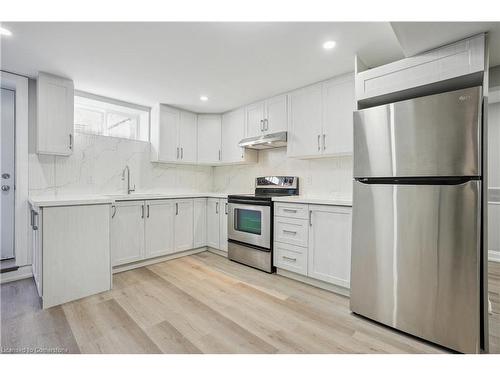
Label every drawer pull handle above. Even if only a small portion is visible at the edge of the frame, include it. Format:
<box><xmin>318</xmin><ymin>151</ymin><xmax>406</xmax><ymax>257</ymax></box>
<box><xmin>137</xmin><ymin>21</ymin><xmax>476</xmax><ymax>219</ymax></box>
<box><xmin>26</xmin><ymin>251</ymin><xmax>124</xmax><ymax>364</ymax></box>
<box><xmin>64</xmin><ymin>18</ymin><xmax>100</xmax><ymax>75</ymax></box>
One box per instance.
<box><xmin>283</xmin><ymin>256</ymin><xmax>297</xmax><ymax>262</ymax></box>
<box><xmin>283</xmin><ymin>230</ymin><xmax>297</xmax><ymax>235</ymax></box>
<box><xmin>283</xmin><ymin>209</ymin><xmax>297</xmax><ymax>213</ymax></box>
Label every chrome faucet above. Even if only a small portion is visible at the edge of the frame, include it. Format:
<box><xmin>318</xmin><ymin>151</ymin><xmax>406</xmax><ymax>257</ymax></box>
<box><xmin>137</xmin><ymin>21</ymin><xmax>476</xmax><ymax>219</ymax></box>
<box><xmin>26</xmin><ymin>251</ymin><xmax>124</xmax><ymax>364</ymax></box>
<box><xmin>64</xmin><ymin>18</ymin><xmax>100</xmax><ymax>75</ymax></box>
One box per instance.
<box><xmin>121</xmin><ymin>165</ymin><xmax>135</xmax><ymax>195</ymax></box>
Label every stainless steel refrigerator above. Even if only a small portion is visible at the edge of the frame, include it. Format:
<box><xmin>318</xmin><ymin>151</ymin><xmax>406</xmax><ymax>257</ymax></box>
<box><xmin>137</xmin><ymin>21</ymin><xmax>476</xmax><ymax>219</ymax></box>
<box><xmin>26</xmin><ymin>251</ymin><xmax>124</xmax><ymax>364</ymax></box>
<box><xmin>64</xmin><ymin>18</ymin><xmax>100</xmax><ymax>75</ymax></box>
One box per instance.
<box><xmin>350</xmin><ymin>86</ymin><xmax>487</xmax><ymax>353</ymax></box>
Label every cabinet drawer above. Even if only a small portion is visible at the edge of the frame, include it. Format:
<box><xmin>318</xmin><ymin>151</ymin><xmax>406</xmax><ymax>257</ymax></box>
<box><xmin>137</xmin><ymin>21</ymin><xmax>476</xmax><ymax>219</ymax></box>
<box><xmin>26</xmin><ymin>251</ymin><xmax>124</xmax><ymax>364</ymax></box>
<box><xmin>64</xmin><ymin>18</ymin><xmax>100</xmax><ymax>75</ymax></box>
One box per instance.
<box><xmin>274</xmin><ymin>203</ymin><xmax>309</xmax><ymax>219</ymax></box>
<box><xmin>274</xmin><ymin>242</ymin><xmax>307</xmax><ymax>276</ymax></box>
<box><xmin>274</xmin><ymin>216</ymin><xmax>308</xmax><ymax>247</ymax></box>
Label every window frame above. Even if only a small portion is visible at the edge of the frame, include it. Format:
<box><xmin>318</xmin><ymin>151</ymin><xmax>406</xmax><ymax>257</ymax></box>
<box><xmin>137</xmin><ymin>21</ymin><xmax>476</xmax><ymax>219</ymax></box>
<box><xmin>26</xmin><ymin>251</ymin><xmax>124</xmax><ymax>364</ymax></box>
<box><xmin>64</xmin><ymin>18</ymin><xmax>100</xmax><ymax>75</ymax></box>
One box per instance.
<box><xmin>74</xmin><ymin>90</ymin><xmax>151</xmax><ymax>142</ymax></box>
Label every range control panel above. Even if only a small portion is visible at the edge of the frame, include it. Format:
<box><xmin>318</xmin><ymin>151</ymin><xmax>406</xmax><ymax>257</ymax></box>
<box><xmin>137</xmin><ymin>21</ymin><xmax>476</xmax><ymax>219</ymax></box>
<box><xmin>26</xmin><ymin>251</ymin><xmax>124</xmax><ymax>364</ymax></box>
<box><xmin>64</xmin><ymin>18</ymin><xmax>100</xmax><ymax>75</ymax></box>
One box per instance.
<box><xmin>256</xmin><ymin>176</ymin><xmax>298</xmax><ymax>189</ymax></box>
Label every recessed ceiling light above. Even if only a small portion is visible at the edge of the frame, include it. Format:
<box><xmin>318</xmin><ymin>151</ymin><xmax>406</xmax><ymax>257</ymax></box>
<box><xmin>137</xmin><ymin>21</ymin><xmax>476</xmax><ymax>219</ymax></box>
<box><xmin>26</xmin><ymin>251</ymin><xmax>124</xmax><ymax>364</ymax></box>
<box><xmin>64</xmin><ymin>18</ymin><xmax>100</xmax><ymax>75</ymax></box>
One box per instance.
<box><xmin>0</xmin><ymin>27</ymin><xmax>12</xmax><ymax>37</ymax></box>
<box><xmin>322</xmin><ymin>40</ymin><xmax>336</xmax><ymax>50</ymax></box>
<box><xmin>200</xmin><ymin>96</ymin><xmax>208</xmax><ymax>102</ymax></box>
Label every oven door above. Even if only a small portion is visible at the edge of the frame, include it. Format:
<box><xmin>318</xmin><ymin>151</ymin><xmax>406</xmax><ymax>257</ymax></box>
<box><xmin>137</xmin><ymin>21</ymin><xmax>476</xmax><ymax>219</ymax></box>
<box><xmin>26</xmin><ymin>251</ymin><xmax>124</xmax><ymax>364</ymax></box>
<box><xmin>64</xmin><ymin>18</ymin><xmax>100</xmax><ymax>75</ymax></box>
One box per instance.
<box><xmin>228</xmin><ymin>202</ymin><xmax>271</xmax><ymax>250</ymax></box>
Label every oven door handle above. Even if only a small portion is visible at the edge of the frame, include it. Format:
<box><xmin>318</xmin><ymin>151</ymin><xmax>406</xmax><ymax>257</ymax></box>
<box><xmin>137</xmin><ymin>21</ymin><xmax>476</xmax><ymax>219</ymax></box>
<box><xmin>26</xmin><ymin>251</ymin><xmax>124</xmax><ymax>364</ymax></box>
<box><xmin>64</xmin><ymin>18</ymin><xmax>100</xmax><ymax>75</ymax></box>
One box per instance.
<box><xmin>228</xmin><ymin>199</ymin><xmax>271</xmax><ymax>206</ymax></box>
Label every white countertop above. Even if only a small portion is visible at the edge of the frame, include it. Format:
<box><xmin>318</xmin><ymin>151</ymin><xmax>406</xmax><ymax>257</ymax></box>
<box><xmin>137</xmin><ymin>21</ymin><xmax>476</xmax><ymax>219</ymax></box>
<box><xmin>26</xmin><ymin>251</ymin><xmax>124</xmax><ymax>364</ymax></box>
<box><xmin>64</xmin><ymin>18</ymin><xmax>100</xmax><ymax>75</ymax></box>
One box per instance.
<box><xmin>272</xmin><ymin>195</ymin><xmax>352</xmax><ymax>206</ymax></box>
<box><xmin>29</xmin><ymin>192</ymin><xmax>230</xmax><ymax>208</ymax></box>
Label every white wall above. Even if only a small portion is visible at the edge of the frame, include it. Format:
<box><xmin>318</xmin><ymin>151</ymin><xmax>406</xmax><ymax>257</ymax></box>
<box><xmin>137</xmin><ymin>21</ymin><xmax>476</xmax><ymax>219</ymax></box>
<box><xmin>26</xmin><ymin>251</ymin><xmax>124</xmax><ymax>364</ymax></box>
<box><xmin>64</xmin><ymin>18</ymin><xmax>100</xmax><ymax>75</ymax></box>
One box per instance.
<box><xmin>213</xmin><ymin>148</ymin><xmax>353</xmax><ymax>199</ymax></box>
<box><xmin>29</xmin><ymin>133</ymin><xmax>214</xmax><ymax>197</ymax></box>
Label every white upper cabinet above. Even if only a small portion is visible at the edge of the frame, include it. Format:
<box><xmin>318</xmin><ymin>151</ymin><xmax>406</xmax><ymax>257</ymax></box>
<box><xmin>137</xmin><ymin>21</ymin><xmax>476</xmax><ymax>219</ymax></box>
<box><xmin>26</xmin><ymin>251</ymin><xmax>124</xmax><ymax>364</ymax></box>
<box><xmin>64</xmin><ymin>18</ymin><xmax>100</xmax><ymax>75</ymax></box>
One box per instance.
<box><xmin>288</xmin><ymin>73</ymin><xmax>355</xmax><ymax>159</ymax></box>
<box><xmin>151</xmin><ymin>104</ymin><xmax>198</xmax><ymax>163</ymax></box>
<box><xmin>245</xmin><ymin>94</ymin><xmax>288</xmax><ymax>137</ymax></box>
<box><xmin>245</xmin><ymin>101</ymin><xmax>266</xmax><ymax>138</ymax></box>
<box><xmin>355</xmin><ymin>34</ymin><xmax>485</xmax><ymax>105</ymax></box>
<box><xmin>221</xmin><ymin>108</ymin><xmax>258</xmax><ymax>164</ymax></box>
<box><xmin>322</xmin><ymin>74</ymin><xmax>355</xmax><ymax>156</ymax></box>
<box><xmin>287</xmin><ymin>83</ymin><xmax>323</xmax><ymax>158</ymax></box>
<box><xmin>197</xmin><ymin>114</ymin><xmax>222</xmax><ymax>164</ymax></box>
<box><xmin>179</xmin><ymin>111</ymin><xmax>198</xmax><ymax>163</ymax></box>
<box><xmin>265</xmin><ymin>94</ymin><xmax>288</xmax><ymax>133</ymax></box>
<box><xmin>36</xmin><ymin>72</ymin><xmax>74</xmax><ymax>156</ymax></box>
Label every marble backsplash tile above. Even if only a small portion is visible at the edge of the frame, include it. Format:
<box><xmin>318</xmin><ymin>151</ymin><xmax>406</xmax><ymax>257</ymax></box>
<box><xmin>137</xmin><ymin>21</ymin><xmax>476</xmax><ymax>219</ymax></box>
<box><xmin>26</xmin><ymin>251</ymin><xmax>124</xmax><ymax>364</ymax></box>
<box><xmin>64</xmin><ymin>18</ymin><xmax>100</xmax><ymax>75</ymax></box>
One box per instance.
<box><xmin>212</xmin><ymin>148</ymin><xmax>353</xmax><ymax>199</ymax></box>
<box><xmin>29</xmin><ymin>133</ymin><xmax>214</xmax><ymax>197</ymax></box>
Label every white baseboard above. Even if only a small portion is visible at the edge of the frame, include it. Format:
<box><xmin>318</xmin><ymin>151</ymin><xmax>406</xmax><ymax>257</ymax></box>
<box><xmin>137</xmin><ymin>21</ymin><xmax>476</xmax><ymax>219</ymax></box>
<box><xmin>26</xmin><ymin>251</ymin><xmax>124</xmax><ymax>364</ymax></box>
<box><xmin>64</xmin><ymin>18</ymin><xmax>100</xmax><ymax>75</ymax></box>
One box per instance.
<box><xmin>207</xmin><ymin>247</ymin><xmax>228</xmax><ymax>258</ymax></box>
<box><xmin>276</xmin><ymin>268</ymin><xmax>350</xmax><ymax>297</ymax></box>
<box><xmin>0</xmin><ymin>265</ymin><xmax>33</xmax><ymax>284</ymax></box>
<box><xmin>112</xmin><ymin>247</ymin><xmax>207</xmax><ymax>274</ymax></box>
<box><xmin>489</xmin><ymin>250</ymin><xmax>500</xmax><ymax>263</ymax></box>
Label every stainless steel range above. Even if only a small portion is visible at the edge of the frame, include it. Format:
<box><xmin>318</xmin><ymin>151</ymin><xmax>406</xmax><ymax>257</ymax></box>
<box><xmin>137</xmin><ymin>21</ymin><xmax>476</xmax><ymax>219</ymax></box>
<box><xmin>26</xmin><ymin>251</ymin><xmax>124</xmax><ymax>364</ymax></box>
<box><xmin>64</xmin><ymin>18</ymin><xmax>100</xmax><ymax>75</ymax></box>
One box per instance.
<box><xmin>228</xmin><ymin>176</ymin><xmax>299</xmax><ymax>273</ymax></box>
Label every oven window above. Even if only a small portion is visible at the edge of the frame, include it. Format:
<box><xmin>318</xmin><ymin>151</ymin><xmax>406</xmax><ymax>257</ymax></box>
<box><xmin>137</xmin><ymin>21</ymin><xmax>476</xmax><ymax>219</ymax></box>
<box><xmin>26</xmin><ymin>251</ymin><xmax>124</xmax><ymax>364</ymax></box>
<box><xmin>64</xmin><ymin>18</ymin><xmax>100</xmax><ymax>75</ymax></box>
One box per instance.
<box><xmin>235</xmin><ymin>209</ymin><xmax>262</xmax><ymax>235</ymax></box>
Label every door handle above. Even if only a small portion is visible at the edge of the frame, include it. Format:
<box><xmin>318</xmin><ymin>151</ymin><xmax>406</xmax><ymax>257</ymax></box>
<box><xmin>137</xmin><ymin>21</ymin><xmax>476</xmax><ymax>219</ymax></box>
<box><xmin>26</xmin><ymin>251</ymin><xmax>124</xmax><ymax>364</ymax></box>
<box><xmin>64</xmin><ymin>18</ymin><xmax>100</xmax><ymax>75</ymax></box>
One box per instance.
<box><xmin>111</xmin><ymin>205</ymin><xmax>117</xmax><ymax>218</ymax></box>
<box><xmin>181</xmin><ymin>147</ymin><xmax>183</xmax><ymax>159</ymax></box>
<box><xmin>1</xmin><ymin>185</ymin><xmax>10</xmax><ymax>191</ymax></box>
<box><xmin>69</xmin><ymin>134</ymin><xmax>73</xmax><ymax>150</ymax></box>
<box><xmin>30</xmin><ymin>209</ymin><xmax>34</xmax><ymax>228</ymax></box>
<box><xmin>141</xmin><ymin>205</ymin><xmax>144</xmax><ymax>219</ymax></box>
<box><xmin>283</xmin><ymin>256</ymin><xmax>297</xmax><ymax>262</ymax></box>
<box><xmin>317</xmin><ymin>135</ymin><xmax>320</xmax><ymax>151</ymax></box>
<box><xmin>225</xmin><ymin>202</ymin><xmax>228</xmax><ymax>215</ymax></box>
<box><xmin>176</xmin><ymin>147</ymin><xmax>179</xmax><ymax>159</ymax></box>
<box><xmin>264</xmin><ymin>119</ymin><xmax>269</xmax><ymax>131</ymax></box>
<box><xmin>260</xmin><ymin>119</ymin><xmax>264</xmax><ymax>132</ymax></box>
<box><xmin>283</xmin><ymin>229</ymin><xmax>297</xmax><ymax>235</ymax></box>
<box><xmin>216</xmin><ymin>201</ymin><xmax>219</xmax><ymax>214</ymax></box>
<box><xmin>176</xmin><ymin>202</ymin><xmax>178</xmax><ymax>215</ymax></box>
<box><xmin>147</xmin><ymin>204</ymin><xmax>150</xmax><ymax>218</ymax></box>
<box><xmin>283</xmin><ymin>208</ymin><xmax>297</xmax><ymax>213</ymax></box>
<box><xmin>33</xmin><ymin>212</ymin><xmax>39</xmax><ymax>230</ymax></box>
<box><xmin>309</xmin><ymin>210</ymin><xmax>313</xmax><ymax>226</ymax></box>
<box><xmin>322</xmin><ymin>134</ymin><xmax>326</xmax><ymax>150</ymax></box>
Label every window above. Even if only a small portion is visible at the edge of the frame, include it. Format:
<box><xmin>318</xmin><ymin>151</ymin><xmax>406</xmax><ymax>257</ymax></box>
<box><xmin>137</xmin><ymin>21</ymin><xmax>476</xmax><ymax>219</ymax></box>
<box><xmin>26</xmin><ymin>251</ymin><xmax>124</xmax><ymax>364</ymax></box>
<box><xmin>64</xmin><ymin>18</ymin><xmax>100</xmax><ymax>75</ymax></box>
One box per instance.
<box><xmin>74</xmin><ymin>93</ymin><xmax>150</xmax><ymax>141</ymax></box>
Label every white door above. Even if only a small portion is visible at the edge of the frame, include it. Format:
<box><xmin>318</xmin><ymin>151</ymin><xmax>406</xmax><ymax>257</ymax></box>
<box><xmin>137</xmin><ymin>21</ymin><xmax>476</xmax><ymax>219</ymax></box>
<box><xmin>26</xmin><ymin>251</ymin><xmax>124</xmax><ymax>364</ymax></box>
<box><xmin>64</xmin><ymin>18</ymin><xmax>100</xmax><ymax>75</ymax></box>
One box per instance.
<box><xmin>265</xmin><ymin>94</ymin><xmax>287</xmax><ymax>133</ymax></box>
<box><xmin>322</xmin><ymin>74</ymin><xmax>355</xmax><ymax>155</ymax></box>
<box><xmin>245</xmin><ymin>101</ymin><xmax>265</xmax><ymax>137</ymax></box>
<box><xmin>111</xmin><ymin>201</ymin><xmax>145</xmax><ymax>266</ymax></box>
<box><xmin>206</xmin><ymin>198</ymin><xmax>220</xmax><ymax>249</ymax></box>
<box><xmin>1</xmin><ymin>88</ymin><xmax>15</xmax><ymax>260</ymax></box>
<box><xmin>174</xmin><ymin>199</ymin><xmax>194</xmax><ymax>251</ymax></box>
<box><xmin>145</xmin><ymin>200</ymin><xmax>175</xmax><ymax>258</ymax></box>
<box><xmin>158</xmin><ymin>105</ymin><xmax>180</xmax><ymax>162</ymax></box>
<box><xmin>308</xmin><ymin>205</ymin><xmax>352</xmax><ymax>287</ymax></box>
<box><xmin>197</xmin><ymin>115</ymin><xmax>221</xmax><ymax>163</ymax></box>
<box><xmin>36</xmin><ymin>72</ymin><xmax>74</xmax><ymax>156</ymax></box>
<box><xmin>221</xmin><ymin>109</ymin><xmax>245</xmax><ymax>163</ymax></box>
<box><xmin>219</xmin><ymin>199</ymin><xmax>228</xmax><ymax>252</ymax></box>
<box><xmin>194</xmin><ymin>198</ymin><xmax>207</xmax><ymax>248</ymax></box>
<box><xmin>287</xmin><ymin>84</ymin><xmax>323</xmax><ymax>158</ymax></box>
<box><xmin>179</xmin><ymin>111</ymin><xmax>197</xmax><ymax>163</ymax></box>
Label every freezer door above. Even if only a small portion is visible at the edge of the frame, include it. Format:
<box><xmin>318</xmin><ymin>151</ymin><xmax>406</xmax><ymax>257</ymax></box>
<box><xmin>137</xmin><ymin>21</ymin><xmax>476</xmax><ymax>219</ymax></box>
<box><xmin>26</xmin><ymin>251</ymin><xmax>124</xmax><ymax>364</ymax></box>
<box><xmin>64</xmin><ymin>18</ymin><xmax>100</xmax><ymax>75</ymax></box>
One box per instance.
<box><xmin>353</xmin><ymin>86</ymin><xmax>481</xmax><ymax>178</ymax></box>
<box><xmin>350</xmin><ymin>180</ymin><xmax>481</xmax><ymax>353</ymax></box>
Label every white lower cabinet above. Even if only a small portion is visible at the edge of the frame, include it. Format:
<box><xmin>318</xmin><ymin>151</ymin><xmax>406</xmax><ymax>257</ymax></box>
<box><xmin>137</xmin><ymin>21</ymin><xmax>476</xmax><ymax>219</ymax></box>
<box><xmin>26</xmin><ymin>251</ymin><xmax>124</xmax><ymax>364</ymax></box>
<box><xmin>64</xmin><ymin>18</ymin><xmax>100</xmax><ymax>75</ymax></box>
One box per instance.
<box><xmin>144</xmin><ymin>200</ymin><xmax>175</xmax><ymax>259</ymax></box>
<box><xmin>194</xmin><ymin>198</ymin><xmax>207</xmax><ymax>248</ymax></box>
<box><xmin>206</xmin><ymin>198</ymin><xmax>228</xmax><ymax>252</ymax></box>
<box><xmin>219</xmin><ymin>199</ymin><xmax>228</xmax><ymax>252</ymax></box>
<box><xmin>30</xmin><ymin>203</ymin><xmax>111</xmax><ymax>308</ymax></box>
<box><xmin>174</xmin><ymin>200</ymin><xmax>194</xmax><ymax>252</ymax></box>
<box><xmin>274</xmin><ymin>202</ymin><xmax>352</xmax><ymax>290</ymax></box>
<box><xmin>112</xmin><ymin>200</ymin><xmax>146</xmax><ymax>266</ymax></box>
<box><xmin>308</xmin><ymin>205</ymin><xmax>352</xmax><ymax>288</ymax></box>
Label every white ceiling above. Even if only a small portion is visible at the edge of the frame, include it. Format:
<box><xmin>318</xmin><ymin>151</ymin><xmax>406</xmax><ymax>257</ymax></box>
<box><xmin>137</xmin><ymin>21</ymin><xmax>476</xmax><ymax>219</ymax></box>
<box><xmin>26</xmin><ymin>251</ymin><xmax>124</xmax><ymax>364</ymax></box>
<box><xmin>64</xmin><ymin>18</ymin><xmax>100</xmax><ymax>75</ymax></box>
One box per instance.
<box><xmin>390</xmin><ymin>22</ymin><xmax>500</xmax><ymax>65</ymax></box>
<box><xmin>0</xmin><ymin>22</ymin><xmax>403</xmax><ymax>113</ymax></box>
<box><xmin>2</xmin><ymin>22</ymin><xmax>498</xmax><ymax>113</ymax></box>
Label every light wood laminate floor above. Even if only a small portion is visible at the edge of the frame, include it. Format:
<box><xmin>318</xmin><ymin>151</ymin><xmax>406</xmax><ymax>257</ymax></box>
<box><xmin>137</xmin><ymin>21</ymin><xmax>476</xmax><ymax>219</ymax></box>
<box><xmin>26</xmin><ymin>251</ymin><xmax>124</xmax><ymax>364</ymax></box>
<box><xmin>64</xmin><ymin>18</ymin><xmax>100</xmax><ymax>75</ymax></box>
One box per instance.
<box><xmin>1</xmin><ymin>252</ymin><xmax>499</xmax><ymax>354</ymax></box>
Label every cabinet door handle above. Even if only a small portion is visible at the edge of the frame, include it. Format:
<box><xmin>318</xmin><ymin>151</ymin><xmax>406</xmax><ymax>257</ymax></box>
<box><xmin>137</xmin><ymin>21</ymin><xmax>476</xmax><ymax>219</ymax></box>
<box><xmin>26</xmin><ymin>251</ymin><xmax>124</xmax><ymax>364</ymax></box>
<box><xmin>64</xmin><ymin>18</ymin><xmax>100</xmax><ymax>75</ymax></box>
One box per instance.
<box><xmin>309</xmin><ymin>210</ymin><xmax>313</xmax><ymax>226</ymax></box>
<box><xmin>264</xmin><ymin>119</ymin><xmax>269</xmax><ymax>131</ymax></box>
<box><xmin>260</xmin><ymin>119</ymin><xmax>264</xmax><ymax>132</ymax></box>
<box><xmin>283</xmin><ymin>256</ymin><xmax>297</xmax><ymax>262</ymax></box>
<box><xmin>69</xmin><ymin>134</ymin><xmax>73</xmax><ymax>150</ymax></box>
<box><xmin>283</xmin><ymin>208</ymin><xmax>297</xmax><ymax>213</ymax></box>
<box><xmin>141</xmin><ymin>205</ymin><xmax>144</xmax><ymax>219</ymax></box>
<box><xmin>322</xmin><ymin>134</ymin><xmax>326</xmax><ymax>150</ymax></box>
<box><xmin>111</xmin><ymin>205</ymin><xmax>117</xmax><ymax>218</ymax></box>
<box><xmin>219</xmin><ymin>150</ymin><xmax>221</xmax><ymax>161</ymax></box>
<box><xmin>176</xmin><ymin>147</ymin><xmax>179</xmax><ymax>159</ymax></box>
<box><xmin>33</xmin><ymin>212</ymin><xmax>39</xmax><ymax>230</ymax></box>
<box><xmin>216</xmin><ymin>201</ymin><xmax>219</xmax><ymax>214</ymax></box>
<box><xmin>176</xmin><ymin>202</ymin><xmax>178</xmax><ymax>215</ymax></box>
<box><xmin>30</xmin><ymin>209</ymin><xmax>34</xmax><ymax>228</ymax></box>
<box><xmin>225</xmin><ymin>202</ymin><xmax>228</xmax><ymax>215</ymax></box>
<box><xmin>317</xmin><ymin>134</ymin><xmax>321</xmax><ymax>151</ymax></box>
<box><xmin>147</xmin><ymin>204</ymin><xmax>150</xmax><ymax>218</ymax></box>
<box><xmin>283</xmin><ymin>229</ymin><xmax>297</xmax><ymax>235</ymax></box>
<box><xmin>181</xmin><ymin>147</ymin><xmax>184</xmax><ymax>159</ymax></box>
